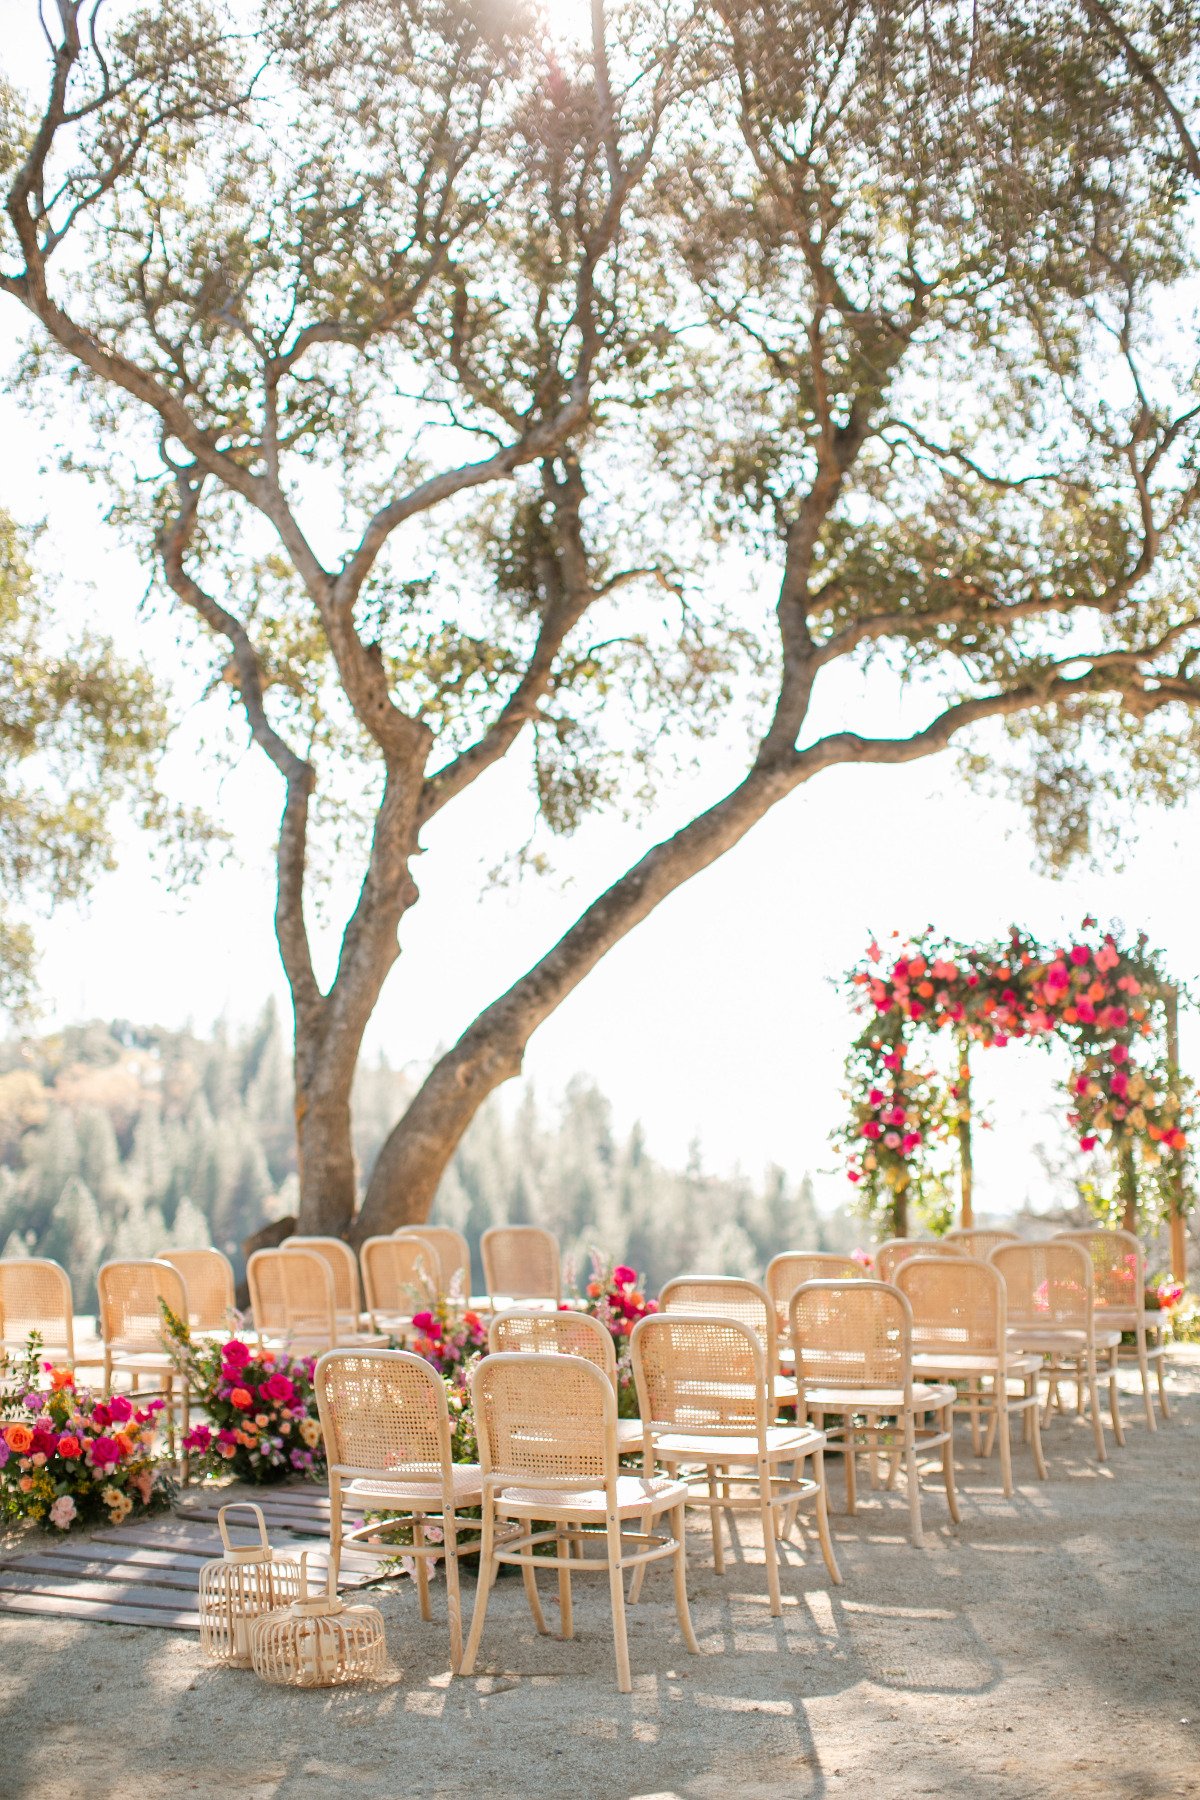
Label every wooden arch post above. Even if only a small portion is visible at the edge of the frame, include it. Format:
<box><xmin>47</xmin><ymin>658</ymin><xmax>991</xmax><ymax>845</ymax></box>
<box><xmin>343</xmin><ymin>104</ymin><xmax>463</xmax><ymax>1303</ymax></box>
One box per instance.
<box><xmin>1165</xmin><ymin>984</ymin><xmax>1189</xmax><ymax>1284</ymax></box>
<box><xmin>956</xmin><ymin>1037</ymin><xmax>974</xmax><ymax>1229</ymax></box>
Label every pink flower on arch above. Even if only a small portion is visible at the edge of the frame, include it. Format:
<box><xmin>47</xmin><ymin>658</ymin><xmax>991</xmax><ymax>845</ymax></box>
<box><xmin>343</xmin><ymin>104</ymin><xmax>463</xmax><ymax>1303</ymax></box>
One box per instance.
<box><xmin>1070</xmin><ymin>946</ymin><xmax>1090</xmax><ymax>966</ymax></box>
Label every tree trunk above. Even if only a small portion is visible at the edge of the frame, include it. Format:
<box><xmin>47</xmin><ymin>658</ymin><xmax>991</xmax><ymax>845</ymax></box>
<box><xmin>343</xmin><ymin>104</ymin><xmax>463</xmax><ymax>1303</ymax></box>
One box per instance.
<box><xmin>892</xmin><ymin>1178</ymin><xmax>909</xmax><ymax>1241</ymax></box>
<box><xmin>352</xmin><ymin>756</ymin><xmax>802</xmax><ymax>1240</ymax></box>
<box><xmin>295</xmin><ymin>1078</ymin><xmax>359</xmax><ymax>1236</ymax></box>
<box><xmin>1170</xmin><ymin>1212</ymin><xmax>1188</xmax><ymax>1284</ymax></box>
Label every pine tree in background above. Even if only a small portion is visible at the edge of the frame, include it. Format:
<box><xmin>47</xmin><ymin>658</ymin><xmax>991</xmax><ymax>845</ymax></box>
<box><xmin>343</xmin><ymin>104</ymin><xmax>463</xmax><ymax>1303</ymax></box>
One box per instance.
<box><xmin>0</xmin><ymin>1009</ymin><xmax>850</xmax><ymax>1307</ymax></box>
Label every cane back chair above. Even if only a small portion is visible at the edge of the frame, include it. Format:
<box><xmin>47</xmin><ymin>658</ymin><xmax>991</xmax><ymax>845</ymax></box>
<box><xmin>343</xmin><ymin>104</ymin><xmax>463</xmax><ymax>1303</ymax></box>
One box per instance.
<box><xmin>659</xmin><ymin>1276</ymin><xmax>794</xmax><ymax>1405</ymax></box>
<box><xmin>990</xmin><ymin>1240</ymin><xmax>1123</xmax><ymax>1461</ymax></box>
<box><xmin>1053</xmin><ymin>1227</ymin><xmax>1168</xmax><ymax>1428</ymax></box>
<box><xmin>394</xmin><ymin>1226</ymin><xmax>473</xmax><ymax>1304</ymax></box>
<box><xmin>766</xmin><ymin>1253</ymin><xmax>871</xmax><ymax>1370</ymax></box>
<box><xmin>944</xmin><ymin>1227</ymin><xmax>1020</xmax><ymax>1261</ymax></box>
<box><xmin>360</xmin><ymin>1235</ymin><xmax>439</xmax><ymax>1336</ymax></box>
<box><xmin>462</xmin><ymin>1352</ymin><xmax>697</xmax><ymax>1694</ymax></box>
<box><xmin>630</xmin><ymin>1312</ymin><xmax>839</xmax><ymax>1612</ymax></box>
<box><xmin>289</xmin><ymin>1236</ymin><xmax>369</xmax><ymax>1333</ymax></box>
<box><xmin>316</xmin><ymin>1347</ymin><xmax>485</xmax><ymax>1671</ymax></box>
<box><xmin>156</xmin><ymin>1248</ymin><xmax>235</xmax><ymax>1338</ymax></box>
<box><xmin>0</xmin><ymin>1257</ymin><xmax>78</xmax><ymax>1368</ymax></box>
<box><xmin>96</xmin><ymin>1258</ymin><xmax>190</xmax><ymax>1459</ymax></box>
<box><xmin>897</xmin><ymin>1256</ymin><xmax>1046</xmax><ymax>1494</ymax></box>
<box><xmin>247</xmin><ymin>1248</ymin><xmax>382</xmax><ymax>1355</ymax></box>
<box><xmin>488</xmin><ymin>1307</ymin><xmax>643</xmax><ymax>1450</ymax></box>
<box><xmin>874</xmin><ymin>1239</ymin><xmax>966</xmax><ymax>1285</ymax></box>
<box><xmin>480</xmin><ymin>1225</ymin><xmax>561</xmax><ymax>1310</ymax></box>
<box><xmin>789</xmin><ymin>1279</ymin><xmax>958</xmax><ymax>1547</ymax></box>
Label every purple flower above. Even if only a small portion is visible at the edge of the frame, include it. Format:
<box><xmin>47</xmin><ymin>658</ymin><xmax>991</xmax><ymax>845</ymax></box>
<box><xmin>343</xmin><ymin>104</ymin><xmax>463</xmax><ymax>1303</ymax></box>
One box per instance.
<box><xmin>0</xmin><ymin>1439</ymin><xmax>9</xmax><ymax>1469</ymax></box>
<box><xmin>289</xmin><ymin>1448</ymin><xmax>312</xmax><ymax>1471</ymax></box>
<box><xmin>23</xmin><ymin>1392</ymin><xmax>44</xmax><ymax>1413</ymax></box>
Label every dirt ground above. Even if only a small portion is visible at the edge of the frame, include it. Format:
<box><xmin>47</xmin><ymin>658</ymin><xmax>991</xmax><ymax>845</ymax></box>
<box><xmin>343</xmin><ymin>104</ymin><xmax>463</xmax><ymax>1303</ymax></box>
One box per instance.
<box><xmin>2</xmin><ymin>1351</ymin><xmax>1198</xmax><ymax>1800</ymax></box>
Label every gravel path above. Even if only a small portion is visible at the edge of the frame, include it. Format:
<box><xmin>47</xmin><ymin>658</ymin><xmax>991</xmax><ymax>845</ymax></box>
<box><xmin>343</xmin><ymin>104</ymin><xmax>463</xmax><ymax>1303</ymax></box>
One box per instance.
<box><xmin>2</xmin><ymin>1351</ymin><xmax>1198</xmax><ymax>1799</ymax></box>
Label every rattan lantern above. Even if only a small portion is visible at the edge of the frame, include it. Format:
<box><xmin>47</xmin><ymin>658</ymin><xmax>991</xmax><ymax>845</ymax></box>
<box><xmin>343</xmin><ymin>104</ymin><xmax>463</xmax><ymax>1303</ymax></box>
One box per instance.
<box><xmin>198</xmin><ymin>1503</ymin><xmax>303</xmax><ymax>1668</ymax></box>
<box><xmin>250</xmin><ymin>1552</ymin><xmax>387</xmax><ymax>1689</ymax></box>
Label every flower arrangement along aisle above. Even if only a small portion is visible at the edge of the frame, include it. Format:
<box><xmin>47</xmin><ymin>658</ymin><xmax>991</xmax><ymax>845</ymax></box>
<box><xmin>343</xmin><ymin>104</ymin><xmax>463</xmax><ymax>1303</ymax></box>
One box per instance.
<box><xmin>578</xmin><ymin>1255</ymin><xmax>658</xmax><ymax>1417</ymax></box>
<box><xmin>162</xmin><ymin>1311</ymin><xmax>325</xmax><ymax>1484</ymax></box>
<box><xmin>0</xmin><ymin>1338</ymin><xmax>171</xmax><ymax>1531</ymax></box>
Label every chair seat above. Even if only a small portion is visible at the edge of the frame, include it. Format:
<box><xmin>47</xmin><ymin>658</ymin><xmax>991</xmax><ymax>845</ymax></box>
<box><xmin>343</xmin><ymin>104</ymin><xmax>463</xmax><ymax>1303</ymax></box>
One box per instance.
<box><xmin>1009</xmin><ymin>1328</ymin><xmax>1121</xmax><ymax>1353</ymax></box>
<box><xmin>616</xmin><ymin>1417</ymin><xmax>645</xmax><ymax>1450</ymax></box>
<box><xmin>495</xmin><ymin>1473</ymin><xmax>687</xmax><ymax>1520</ymax></box>
<box><xmin>804</xmin><ymin>1383</ymin><xmax>955</xmax><ymax>1412</ymax></box>
<box><xmin>107</xmin><ymin>1348</ymin><xmax>176</xmax><ymax>1372</ymax></box>
<box><xmin>1095</xmin><ymin>1309</ymin><xmax>1166</xmax><ymax>1334</ymax></box>
<box><xmin>774</xmin><ymin>1374</ymin><xmax>798</xmax><ymax>1403</ymax></box>
<box><xmin>346</xmin><ymin>1463</ymin><xmax>485</xmax><ymax>1506</ymax></box>
<box><xmin>369</xmin><ymin>1313</ymin><xmax>414</xmax><ymax>1336</ymax></box>
<box><xmin>913</xmin><ymin>1351</ymin><xmax>1043</xmax><ymax>1378</ymax></box>
<box><xmin>651</xmin><ymin>1425</ymin><xmax>824</xmax><ymax>1463</ymax></box>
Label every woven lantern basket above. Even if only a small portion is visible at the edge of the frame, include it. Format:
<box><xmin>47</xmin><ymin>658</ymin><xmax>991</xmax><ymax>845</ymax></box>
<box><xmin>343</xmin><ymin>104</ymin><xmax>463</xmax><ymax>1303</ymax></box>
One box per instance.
<box><xmin>198</xmin><ymin>1503</ymin><xmax>303</xmax><ymax>1669</ymax></box>
<box><xmin>250</xmin><ymin>1552</ymin><xmax>387</xmax><ymax>1689</ymax></box>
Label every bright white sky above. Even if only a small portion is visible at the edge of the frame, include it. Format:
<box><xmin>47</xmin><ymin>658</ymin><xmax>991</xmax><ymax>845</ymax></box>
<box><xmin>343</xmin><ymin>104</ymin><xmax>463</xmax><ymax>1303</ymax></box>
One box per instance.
<box><xmin>4</xmin><ymin>1</ymin><xmax>1200</xmax><ymax>1221</ymax></box>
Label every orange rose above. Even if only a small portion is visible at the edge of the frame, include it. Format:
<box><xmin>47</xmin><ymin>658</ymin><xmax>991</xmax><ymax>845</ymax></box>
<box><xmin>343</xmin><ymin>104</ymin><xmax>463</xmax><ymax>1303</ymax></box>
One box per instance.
<box><xmin>230</xmin><ymin>1387</ymin><xmax>253</xmax><ymax>1410</ymax></box>
<box><xmin>50</xmin><ymin>1369</ymin><xmax>75</xmax><ymax>1391</ymax></box>
<box><xmin>57</xmin><ymin>1435</ymin><xmax>81</xmax><ymax>1459</ymax></box>
<box><xmin>4</xmin><ymin>1424</ymin><xmax>33</xmax><ymax>1455</ymax></box>
<box><xmin>113</xmin><ymin>1433</ymin><xmax>134</xmax><ymax>1457</ymax></box>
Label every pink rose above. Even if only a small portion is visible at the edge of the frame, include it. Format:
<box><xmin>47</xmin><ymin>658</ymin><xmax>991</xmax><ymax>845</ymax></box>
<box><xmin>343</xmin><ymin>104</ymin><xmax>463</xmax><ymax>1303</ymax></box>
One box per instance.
<box><xmin>107</xmin><ymin>1394</ymin><xmax>133</xmax><ymax>1424</ymax></box>
<box><xmin>90</xmin><ymin>1402</ymin><xmax>111</xmax><ymax>1429</ymax></box>
<box><xmin>1079</xmin><ymin>1135</ymin><xmax>1098</xmax><ymax>1152</ymax></box>
<box><xmin>1070</xmin><ymin>946</ymin><xmax>1090</xmax><ymax>965</ymax></box>
<box><xmin>260</xmin><ymin>1374</ymin><xmax>295</xmax><ymax>1404</ymax></box>
<box><xmin>1075</xmin><ymin>999</ymin><xmax>1096</xmax><ymax>1024</ymax></box>
<box><xmin>862</xmin><ymin>1121</ymin><xmax>883</xmax><ymax>1140</ymax></box>
<box><xmin>89</xmin><ymin>1435</ymin><xmax>121</xmax><ymax>1468</ymax></box>
<box><xmin>1111</xmin><ymin>1045</ymin><xmax>1129</xmax><ymax>1065</ymax></box>
<box><xmin>1111</xmin><ymin>1072</ymin><xmax>1129</xmax><ymax>1098</ymax></box>
<box><xmin>222</xmin><ymin>1339</ymin><xmax>253</xmax><ymax>1368</ymax></box>
<box><xmin>612</xmin><ymin>1265</ymin><xmax>638</xmax><ymax>1287</ymax></box>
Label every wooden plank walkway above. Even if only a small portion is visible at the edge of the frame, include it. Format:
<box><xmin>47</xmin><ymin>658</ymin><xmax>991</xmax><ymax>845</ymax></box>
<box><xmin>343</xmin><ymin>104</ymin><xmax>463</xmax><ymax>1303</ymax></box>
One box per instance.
<box><xmin>0</xmin><ymin>1484</ymin><xmax>392</xmax><ymax>1632</ymax></box>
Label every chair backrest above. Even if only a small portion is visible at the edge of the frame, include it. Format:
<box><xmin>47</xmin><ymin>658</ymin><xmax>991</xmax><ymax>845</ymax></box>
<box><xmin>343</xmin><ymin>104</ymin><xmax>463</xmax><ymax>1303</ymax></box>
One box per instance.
<box><xmin>631</xmin><ymin>1312</ymin><xmax>767</xmax><ymax>1440</ymax></box>
<box><xmin>990</xmin><ymin>1241</ymin><xmax>1094</xmax><ymax>1336</ymax></box>
<box><xmin>0</xmin><ymin>1258</ymin><xmax>75</xmax><ymax>1360</ymax></box>
<box><xmin>658</xmin><ymin>1276</ymin><xmax>779</xmax><ymax>1380</ymax></box>
<box><xmin>480</xmin><ymin>1225</ymin><xmax>561</xmax><ymax>1305</ymax></box>
<box><xmin>394</xmin><ymin>1226</ymin><xmax>472</xmax><ymax>1299</ymax></box>
<box><xmin>360</xmin><ymin>1236</ymin><xmax>438</xmax><ymax>1322</ymax></box>
<box><xmin>247</xmin><ymin>1247</ymin><xmax>338</xmax><ymax>1350</ymax></box>
<box><xmin>789</xmin><ymin>1280</ymin><xmax>913</xmax><ymax>1406</ymax></box>
<box><xmin>1052</xmin><ymin>1227</ymin><xmax>1145</xmax><ymax>1319</ymax></box>
<box><xmin>289</xmin><ymin>1236</ymin><xmax>362</xmax><ymax>1319</ymax></box>
<box><xmin>471</xmin><ymin>1351</ymin><xmax>615</xmax><ymax>1493</ymax></box>
<box><xmin>488</xmin><ymin>1307</ymin><xmax>618</xmax><ymax>1388</ymax></box>
<box><xmin>765</xmin><ymin>1253</ymin><xmax>869</xmax><ymax>1333</ymax></box>
<box><xmin>316</xmin><ymin>1348</ymin><xmax>453</xmax><ymax>1482</ymax></box>
<box><xmin>97</xmin><ymin>1259</ymin><xmax>187</xmax><ymax>1352</ymax></box>
<box><xmin>944</xmin><ymin>1227</ymin><xmax>1020</xmax><ymax>1260</ymax></box>
<box><xmin>156</xmin><ymin>1248</ymin><xmax>235</xmax><ymax>1334</ymax></box>
<box><xmin>875</xmin><ymin>1239</ymin><xmax>964</xmax><ymax>1284</ymax></box>
<box><xmin>896</xmin><ymin>1255</ymin><xmax>1005</xmax><ymax>1359</ymax></box>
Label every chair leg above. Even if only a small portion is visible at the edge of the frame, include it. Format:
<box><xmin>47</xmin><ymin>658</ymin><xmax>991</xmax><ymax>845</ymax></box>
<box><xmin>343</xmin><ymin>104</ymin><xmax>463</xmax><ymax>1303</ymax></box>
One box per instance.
<box><xmin>1136</xmin><ymin>1328</ymin><xmax>1156</xmax><ymax>1431</ymax></box>
<box><xmin>1107</xmin><ymin>1347</ymin><xmax>1126</xmax><ymax>1448</ymax></box>
<box><xmin>328</xmin><ymin>1474</ymin><xmax>344</xmax><ymax>1587</ymax></box>
<box><xmin>412</xmin><ymin>1513</ymin><xmax>433</xmax><ymax>1623</ymax></box>
<box><xmin>670</xmin><ymin>1501</ymin><xmax>700</xmax><ymax>1655</ymax></box>
<box><xmin>813</xmin><ymin>1447</ymin><xmax>842</xmax><ymax>1586</ymax></box>
<box><xmin>844</xmin><ymin>1417</ymin><xmax>858</xmax><ymax>1515</ymax></box>
<box><xmin>904</xmin><ymin>1413</ymin><xmax>924</xmax><ymax>1548</ymax></box>
<box><xmin>708</xmin><ymin>1468</ymin><xmax>725</xmax><ymax>1573</ymax></box>
<box><xmin>1029</xmin><ymin>1388</ymin><xmax>1048</xmax><ymax>1481</ymax></box>
<box><xmin>968</xmin><ymin>1386</ymin><xmax>981</xmax><ymax>1457</ymax></box>
<box><xmin>997</xmin><ymin>1387</ymin><xmax>1014</xmax><ymax>1499</ymax></box>
<box><xmin>941</xmin><ymin>1406</ymin><xmax>960</xmax><ymax>1524</ymax></box>
<box><xmin>1156</xmin><ymin>1338</ymin><xmax>1171</xmax><ymax>1419</ymax></box>
<box><xmin>1086</xmin><ymin>1350</ymin><xmax>1106</xmax><ymax>1461</ymax></box>
<box><xmin>606</xmin><ymin>1512</ymin><xmax>632</xmax><ymax>1694</ymax></box>
<box><xmin>443</xmin><ymin>1507</ymin><xmax>463</xmax><ymax>1673</ymax></box>
<box><xmin>556</xmin><ymin>1531</ymin><xmax>574</xmax><ymax>1640</ymax></box>
<box><xmin>520</xmin><ymin>1540</ymin><xmax>549</xmax><ymax>1635</ymax></box>
<box><xmin>758</xmin><ymin>1457</ymin><xmax>782</xmax><ymax>1617</ymax></box>
<box><xmin>459</xmin><ymin>1505</ymin><xmax>496</xmax><ymax>1677</ymax></box>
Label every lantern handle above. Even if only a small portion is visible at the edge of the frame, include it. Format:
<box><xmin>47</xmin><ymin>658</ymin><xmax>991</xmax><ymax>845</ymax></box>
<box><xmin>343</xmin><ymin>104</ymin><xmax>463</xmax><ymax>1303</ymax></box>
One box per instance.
<box><xmin>218</xmin><ymin>1501</ymin><xmax>271</xmax><ymax>1557</ymax></box>
<box><xmin>294</xmin><ymin>1548</ymin><xmax>342</xmax><ymax>1614</ymax></box>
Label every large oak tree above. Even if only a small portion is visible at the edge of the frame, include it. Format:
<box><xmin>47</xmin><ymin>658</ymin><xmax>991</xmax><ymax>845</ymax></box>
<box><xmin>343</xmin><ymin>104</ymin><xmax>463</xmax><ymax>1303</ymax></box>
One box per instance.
<box><xmin>6</xmin><ymin>0</ymin><xmax>1200</xmax><ymax>1239</ymax></box>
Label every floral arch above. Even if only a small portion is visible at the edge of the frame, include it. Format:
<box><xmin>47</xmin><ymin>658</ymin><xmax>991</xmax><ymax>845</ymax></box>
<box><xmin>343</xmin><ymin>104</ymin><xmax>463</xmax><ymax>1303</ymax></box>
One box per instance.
<box><xmin>838</xmin><ymin>921</ymin><xmax>1194</xmax><ymax>1276</ymax></box>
